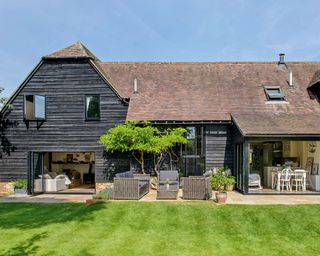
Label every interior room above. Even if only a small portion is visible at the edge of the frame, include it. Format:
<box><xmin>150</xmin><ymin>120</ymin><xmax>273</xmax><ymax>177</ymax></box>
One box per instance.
<box><xmin>248</xmin><ymin>141</ymin><xmax>320</xmax><ymax>194</ymax></box>
<box><xmin>34</xmin><ymin>152</ymin><xmax>95</xmax><ymax>194</ymax></box>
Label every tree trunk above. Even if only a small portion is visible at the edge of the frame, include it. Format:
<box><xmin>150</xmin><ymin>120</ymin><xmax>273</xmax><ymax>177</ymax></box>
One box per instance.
<box><xmin>153</xmin><ymin>153</ymin><xmax>162</xmax><ymax>177</ymax></box>
<box><xmin>168</xmin><ymin>150</ymin><xmax>173</xmax><ymax>170</ymax></box>
<box><xmin>140</xmin><ymin>151</ymin><xmax>145</xmax><ymax>174</ymax></box>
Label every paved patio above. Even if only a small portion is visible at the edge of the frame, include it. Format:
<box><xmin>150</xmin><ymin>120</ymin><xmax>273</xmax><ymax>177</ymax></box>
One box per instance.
<box><xmin>1</xmin><ymin>190</ymin><xmax>320</xmax><ymax>204</ymax></box>
<box><xmin>227</xmin><ymin>191</ymin><xmax>320</xmax><ymax>205</ymax></box>
<box><xmin>0</xmin><ymin>193</ymin><xmax>92</xmax><ymax>203</ymax></box>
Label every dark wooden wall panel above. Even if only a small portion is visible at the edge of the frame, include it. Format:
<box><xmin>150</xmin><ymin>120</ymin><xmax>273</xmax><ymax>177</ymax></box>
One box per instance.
<box><xmin>205</xmin><ymin>124</ymin><xmax>234</xmax><ymax>171</ymax></box>
<box><xmin>0</xmin><ymin>59</ymin><xmax>128</xmax><ymax>182</ymax></box>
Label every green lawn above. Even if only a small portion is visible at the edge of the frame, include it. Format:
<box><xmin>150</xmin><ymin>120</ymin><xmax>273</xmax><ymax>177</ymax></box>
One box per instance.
<box><xmin>0</xmin><ymin>202</ymin><xmax>320</xmax><ymax>256</ymax></box>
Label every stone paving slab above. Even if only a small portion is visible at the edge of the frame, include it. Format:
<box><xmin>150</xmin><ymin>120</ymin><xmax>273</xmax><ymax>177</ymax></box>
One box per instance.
<box><xmin>1</xmin><ymin>190</ymin><xmax>320</xmax><ymax>204</ymax></box>
<box><xmin>226</xmin><ymin>191</ymin><xmax>320</xmax><ymax>204</ymax></box>
<box><xmin>0</xmin><ymin>194</ymin><xmax>92</xmax><ymax>203</ymax></box>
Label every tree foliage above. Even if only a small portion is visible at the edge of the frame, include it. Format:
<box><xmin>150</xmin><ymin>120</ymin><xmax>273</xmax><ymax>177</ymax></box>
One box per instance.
<box><xmin>99</xmin><ymin>121</ymin><xmax>187</xmax><ymax>174</ymax></box>
<box><xmin>0</xmin><ymin>87</ymin><xmax>17</xmax><ymax>158</ymax></box>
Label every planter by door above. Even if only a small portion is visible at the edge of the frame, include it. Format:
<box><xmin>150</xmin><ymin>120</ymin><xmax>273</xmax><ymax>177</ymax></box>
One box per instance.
<box><xmin>216</xmin><ymin>192</ymin><xmax>227</xmax><ymax>204</ymax></box>
<box><xmin>14</xmin><ymin>189</ymin><xmax>28</xmax><ymax>196</ymax></box>
<box><xmin>226</xmin><ymin>185</ymin><xmax>234</xmax><ymax>191</ymax></box>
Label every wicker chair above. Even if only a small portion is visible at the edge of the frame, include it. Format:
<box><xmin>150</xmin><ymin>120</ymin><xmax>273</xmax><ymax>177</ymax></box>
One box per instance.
<box><xmin>182</xmin><ymin>176</ymin><xmax>212</xmax><ymax>200</ymax></box>
<box><xmin>157</xmin><ymin>170</ymin><xmax>179</xmax><ymax>199</ymax></box>
<box><xmin>113</xmin><ymin>171</ymin><xmax>150</xmax><ymax>200</ymax></box>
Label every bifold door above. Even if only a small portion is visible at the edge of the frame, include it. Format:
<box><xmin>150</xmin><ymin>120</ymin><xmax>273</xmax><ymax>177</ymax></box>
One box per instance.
<box><xmin>27</xmin><ymin>152</ymin><xmax>44</xmax><ymax>194</ymax></box>
<box><xmin>234</xmin><ymin>144</ymin><xmax>244</xmax><ymax>192</ymax></box>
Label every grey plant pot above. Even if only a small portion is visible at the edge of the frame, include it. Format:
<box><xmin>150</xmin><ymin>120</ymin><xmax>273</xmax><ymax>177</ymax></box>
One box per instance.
<box><xmin>14</xmin><ymin>189</ymin><xmax>28</xmax><ymax>195</ymax></box>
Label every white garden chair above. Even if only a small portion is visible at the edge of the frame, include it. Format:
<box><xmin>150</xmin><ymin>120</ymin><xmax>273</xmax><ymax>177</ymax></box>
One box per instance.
<box><xmin>280</xmin><ymin>168</ymin><xmax>292</xmax><ymax>191</ymax></box>
<box><xmin>291</xmin><ymin>169</ymin><xmax>305</xmax><ymax>191</ymax></box>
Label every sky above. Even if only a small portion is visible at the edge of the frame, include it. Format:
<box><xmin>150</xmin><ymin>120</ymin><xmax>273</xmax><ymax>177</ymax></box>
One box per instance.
<box><xmin>1</xmin><ymin>0</ymin><xmax>320</xmax><ymax>97</ymax></box>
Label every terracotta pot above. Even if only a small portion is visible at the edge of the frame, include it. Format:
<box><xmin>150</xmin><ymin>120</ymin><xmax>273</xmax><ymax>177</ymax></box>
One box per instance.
<box><xmin>216</xmin><ymin>192</ymin><xmax>227</xmax><ymax>204</ymax></box>
<box><xmin>226</xmin><ymin>185</ymin><xmax>234</xmax><ymax>191</ymax></box>
<box><xmin>85</xmin><ymin>199</ymin><xmax>95</xmax><ymax>205</ymax></box>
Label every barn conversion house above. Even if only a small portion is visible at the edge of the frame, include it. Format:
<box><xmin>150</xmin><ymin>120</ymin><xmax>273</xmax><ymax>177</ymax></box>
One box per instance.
<box><xmin>1</xmin><ymin>42</ymin><xmax>320</xmax><ymax>195</ymax></box>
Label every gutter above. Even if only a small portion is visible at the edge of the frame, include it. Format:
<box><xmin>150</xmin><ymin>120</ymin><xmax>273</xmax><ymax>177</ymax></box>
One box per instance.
<box><xmin>150</xmin><ymin>120</ymin><xmax>232</xmax><ymax>125</ymax></box>
<box><xmin>244</xmin><ymin>134</ymin><xmax>320</xmax><ymax>138</ymax></box>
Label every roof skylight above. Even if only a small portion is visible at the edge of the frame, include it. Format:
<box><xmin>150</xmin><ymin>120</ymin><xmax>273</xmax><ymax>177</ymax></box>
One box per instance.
<box><xmin>264</xmin><ymin>86</ymin><xmax>285</xmax><ymax>101</ymax></box>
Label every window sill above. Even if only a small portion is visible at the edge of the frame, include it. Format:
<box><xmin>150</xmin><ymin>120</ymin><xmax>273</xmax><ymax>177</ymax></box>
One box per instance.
<box><xmin>85</xmin><ymin>119</ymin><xmax>100</xmax><ymax>121</ymax></box>
<box><xmin>24</xmin><ymin>118</ymin><xmax>46</xmax><ymax>122</ymax></box>
<box><xmin>265</xmin><ymin>101</ymin><xmax>289</xmax><ymax>105</ymax></box>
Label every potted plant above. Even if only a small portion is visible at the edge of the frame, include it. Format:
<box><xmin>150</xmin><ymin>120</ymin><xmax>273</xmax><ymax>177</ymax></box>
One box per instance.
<box><xmin>225</xmin><ymin>176</ymin><xmax>236</xmax><ymax>191</ymax></box>
<box><xmin>209</xmin><ymin>169</ymin><xmax>228</xmax><ymax>204</ymax></box>
<box><xmin>13</xmin><ymin>179</ymin><xmax>27</xmax><ymax>195</ymax></box>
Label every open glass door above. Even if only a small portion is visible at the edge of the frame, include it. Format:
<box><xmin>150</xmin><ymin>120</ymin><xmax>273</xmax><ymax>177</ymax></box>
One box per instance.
<box><xmin>234</xmin><ymin>144</ymin><xmax>244</xmax><ymax>192</ymax></box>
<box><xmin>28</xmin><ymin>152</ymin><xmax>44</xmax><ymax>194</ymax></box>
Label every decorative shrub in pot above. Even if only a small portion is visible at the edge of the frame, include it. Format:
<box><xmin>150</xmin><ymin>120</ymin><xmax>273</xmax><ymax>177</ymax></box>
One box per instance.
<box><xmin>225</xmin><ymin>176</ymin><xmax>236</xmax><ymax>191</ymax></box>
<box><xmin>13</xmin><ymin>179</ymin><xmax>28</xmax><ymax>195</ymax></box>
<box><xmin>209</xmin><ymin>168</ymin><xmax>228</xmax><ymax>204</ymax></box>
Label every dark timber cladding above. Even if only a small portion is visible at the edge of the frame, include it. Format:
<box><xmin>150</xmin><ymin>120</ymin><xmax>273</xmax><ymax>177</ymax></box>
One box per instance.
<box><xmin>0</xmin><ymin>59</ymin><xmax>128</xmax><ymax>181</ymax></box>
<box><xmin>205</xmin><ymin>124</ymin><xmax>233</xmax><ymax>170</ymax></box>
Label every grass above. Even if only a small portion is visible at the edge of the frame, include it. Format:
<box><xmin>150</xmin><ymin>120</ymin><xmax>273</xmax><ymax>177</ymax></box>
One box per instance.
<box><xmin>0</xmin><ymin>202</ymin><xmax>320</xmax><ymax>256</ymax></box>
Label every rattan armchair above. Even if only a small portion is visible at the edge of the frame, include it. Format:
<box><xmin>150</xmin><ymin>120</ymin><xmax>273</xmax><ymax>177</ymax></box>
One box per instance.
<box><xmin>113</xmin><ymin>171</ymin><xmax>150</xmax><ymax>200</ymax></box>
<box><xmin>182</xmin><ymin>176</ymin><xmax>212</xmax><ymax>200</ymax></box>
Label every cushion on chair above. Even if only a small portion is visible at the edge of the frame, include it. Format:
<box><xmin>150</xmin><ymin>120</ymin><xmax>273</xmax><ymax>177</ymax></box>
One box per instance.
<box><xmin>158</xmin><ymin>171</ymin><xmax>179</xmax><ymax>191</ymax></box>
<box><xmin>126</xmin><ymin>171</ymin><xmax>134</xmax><ymax>178</ymax></box>
<box><xmin>159</xmin><ymin>181</ymin><xmax>178</xmax><ymax>186</ymax></box>
<box><xmin>116</xmin><ymin>171</ymin><xmax>134</xmax><ymax>178</ymax></box>
<box><xmin>139</xmin><ymin>180</ymin><xmax>149</xmax><ymax>189</ymax></box>
<box><xmin>159</xmin><ymin>171</ymin><xmax>179</xmax><ymax>182</ymax></box>
<box><xmin>39</xmin><ymin>174</ymin><xmax>52</xmax><ymax>179</ymax></box>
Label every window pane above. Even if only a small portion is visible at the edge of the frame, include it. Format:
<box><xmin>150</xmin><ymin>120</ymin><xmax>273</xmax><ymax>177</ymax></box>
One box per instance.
<box><xmin>35</xmin><ymin>95</ymin><xmax>46</xmax><ymax>119</ymax></box>
<box><xmin>186</xmin><ymin>127</ymin><xmax>195</xmax><ymax>139</ymax></box>
<box><xmin>86</xmin><ymin>96</ymin><xmax>100</xmax><ymax>119</ymax></box>
<box><xmin>265</xmin><ymin>87</ymin><xmax>284</xmax><ymax>100</ymax></box>
<box><xmin>25</xmin><ymin>95</ymin><xmax>34</xmax><ymax>120</ymax></box>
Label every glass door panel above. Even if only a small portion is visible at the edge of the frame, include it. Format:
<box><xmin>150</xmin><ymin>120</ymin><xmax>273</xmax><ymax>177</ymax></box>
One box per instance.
<box><xmin>234</xmin><ymin>144</ymin><xmax>244</xmax><ymax>192</ymax></box>
<box><xmin>28</xmin><ymin>152</ymin><xmax>44</xmax><ymax>194</ymax></box>
<box><xmin>182</xmin><ymin>155</ymin><xmax>205</xmax><ymax>176</ymax></box>
<box><xmin>180</xmin><ymin>126</ymin><xmax>205</xmax><ymax>176</ymax></box>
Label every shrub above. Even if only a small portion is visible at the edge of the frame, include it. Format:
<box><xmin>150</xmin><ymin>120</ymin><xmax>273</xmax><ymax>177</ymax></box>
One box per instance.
<box><xmin>13</xmin><ymin>179</ymin><xmax>27</xmax><ymax>189</ymax></box>
<box><xmin>209</xmin><ymin>168</ymin><xmax>228</xmax><ymax>192</ymax></box>
<box><xmin>225</xmin><ymin>176</ymin><xmax>236</xmax><ymax>186</ymax></box>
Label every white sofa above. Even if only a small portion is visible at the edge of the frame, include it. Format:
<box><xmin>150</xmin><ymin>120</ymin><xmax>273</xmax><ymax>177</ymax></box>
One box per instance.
<box><xmin>34</xmin><ymin>178</ymin><xmax>67</xmax><ymax>192</ymax></box>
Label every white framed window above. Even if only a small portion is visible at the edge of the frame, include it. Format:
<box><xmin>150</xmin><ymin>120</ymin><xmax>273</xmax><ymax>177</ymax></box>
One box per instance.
<box><xmin>24</xmin><ymin>95</ymin><xmax>46</xmax><ymax>120</ymax></box>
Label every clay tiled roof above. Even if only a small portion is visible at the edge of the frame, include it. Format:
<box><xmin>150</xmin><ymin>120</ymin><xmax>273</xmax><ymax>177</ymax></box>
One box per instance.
<box><xmin>44</xmin><ymin>42</ymin><xmax>99</xmax><ymax>60</ymax></box>
<box><xmin>232</xmin><ymin>113</ymin><xmax>320</xmax><ymax>136</ymax></box>
<box><xmin>99</xmin><ymin>62</ymin><xmax>320</xmax><ymax>121</ymax></box>
<box><xmin>308</xmin><ymin>69</ymin><xmax>320</xmax><ymax>87</ymax></box>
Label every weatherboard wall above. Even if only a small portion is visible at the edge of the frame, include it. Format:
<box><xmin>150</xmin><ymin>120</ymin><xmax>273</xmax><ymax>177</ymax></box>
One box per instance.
<box><xmin>205</xmin><ymin>124</ymin><xmax>234</xmax><ymax>171</ymax></box>
<box><xmin>0</xmin><ymin>59</ymin><xmax>128</xmax><ymax>182</ymax></box>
